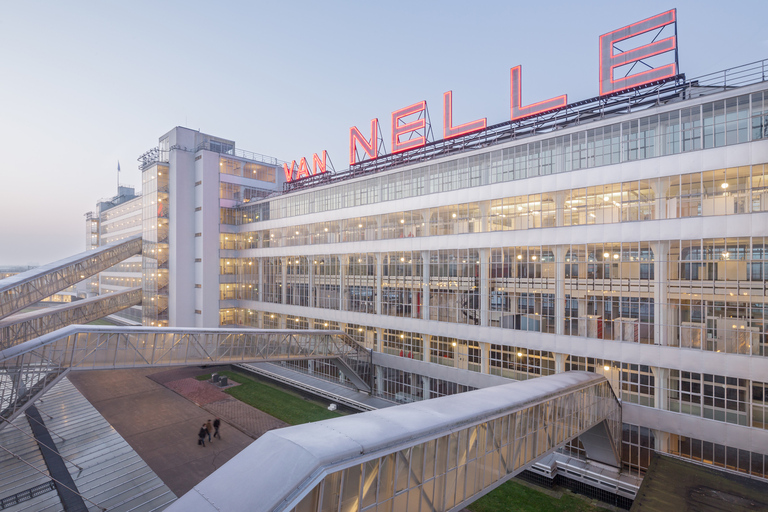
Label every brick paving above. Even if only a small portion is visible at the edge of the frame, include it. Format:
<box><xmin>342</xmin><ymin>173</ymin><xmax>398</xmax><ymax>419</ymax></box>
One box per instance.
<box><xmin>165</xmin><ymin>378</ymin><xmax>230</xmax><ymax>406</ymax></box>
<box><xmin>203</xmin><ymin>399</ymin><xmax>288</xmax><ymax>439</ymax></box>
<box><xmin>150</xmin><ymin>368</ymin><xmax>289</xmax><ymax>439</ymax></box>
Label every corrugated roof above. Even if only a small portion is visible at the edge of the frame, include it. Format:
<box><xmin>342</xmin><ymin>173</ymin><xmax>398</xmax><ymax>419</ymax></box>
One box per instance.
<box><xmin>0</xmin><ymin>377</ymin><xmax>176</xmax><ymax>511</ymax></box>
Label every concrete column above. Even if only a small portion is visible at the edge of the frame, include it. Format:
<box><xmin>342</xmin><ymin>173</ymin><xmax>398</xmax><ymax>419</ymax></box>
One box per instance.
<box><xmin>555</xmin><ymin>191</ymin><xmax>566</xmax><ymax>227</ymax></box>
<box><xmin>422</xmin><ymin>250</ymin><xmax>430</xmax><ymax>321</ymax></box>
<box><xmin>281</xmin><ymin>258</ymin><xmax>287</xmax><ymax>304</ymax></box>
<box><xmin>423</xmin><ymin>334</ymin><xmax>430</xmax><ymax>363</ymax></box>
<box><xmin>651</xmin><ymin>241</ymin><xmax>671</xmax><ymax>346</ymax></box>
<box><xmin>376</xmin><ymin>327</ymin><xmax>383</xmax><ymax>352</ymax></box>
<box><xmin>308</xmin><ymin>360</ymin><xmax>314</xmax><ymax>375</ymax></box>
<box><xmin>652</xmin><ymin>429</ymin><xmax>670</xmax><ymax>454</ymax></box>
<box><xmin>422</xmin><ymin>376</ymin><xmax>431</xmax><ymax>400</ymax></box>
<box><xmin>479</xmin><ymin>200</ymin><xmax>490</xmax><ymax>232</ymax></box>
<box><xmin>375</xmin><ymin>366</ymin><xmax>384</xmax><ymax>396</ymax></box>
<box><xmin>258</xmin><ymin>258</ymin><xmax>264</xmax><ymax>303</ymax></box>
<box><xmin>555</xmin><ymin>245</ymin><xmax>566</xmax><ymax>335</ymax></box>
<box><xmin>651</xmin><ymin>366</ymin><xmax>669</xmax><ymax>411</ymax></box>
<box><xmin>308</xmin><ymin>255</ymin><xmax>315</xmax><ymax>308</ymax></box>
<box><xmin>376</xmin><ymin>253</ymin><xmax>383</xmax><ymax>315</ymax></box>
<box><xmin>480</xmin><ymin>248</ymin><xmax>489</xmax><ymax>327</ymax></box>
<box><xmin>652</xmin><ymin>178</ymin><xmax>671</xmax><ymax>220</ymax></box>
<box><xmin>554</xmin><ymin>353</ymin><xmax>567</xmax><ymax>373</ymax></box>
<box><xmin>480</xmin><ymin>342</ymin><xmax>489</xmax><ymax>374</ymax></box>
<box><xmin>339</xmin><ymin>255</ymin><xmax>346</xmax><ymax>311</ymax></box>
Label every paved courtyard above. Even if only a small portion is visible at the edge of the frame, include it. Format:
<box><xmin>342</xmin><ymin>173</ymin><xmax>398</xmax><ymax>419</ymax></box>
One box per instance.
<box><xmin>67</xmin><ymin>366</ymin><xmax>287</xmax><ymax>497</ymax></box>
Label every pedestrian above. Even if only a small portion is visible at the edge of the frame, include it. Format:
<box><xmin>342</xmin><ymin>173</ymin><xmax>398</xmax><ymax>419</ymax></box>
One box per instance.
<box><xmin>213</xmin><ymin>418</ymin><xmax>221</xmax><ymax>439</ymax></box>
<box><xmin>198</xmin><ymin>424</ymin><xmax>207</xmax><ymax>447</ymax></box>
<box><xmin>206</xmin><ymin>419</ymin><xmax>213</xmax><ymax>442</ymax></box>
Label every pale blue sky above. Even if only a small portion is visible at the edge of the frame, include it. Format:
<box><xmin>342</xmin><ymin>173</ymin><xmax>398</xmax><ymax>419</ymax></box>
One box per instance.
<box><xmin>1</xmin><ymin>1</ymin><xmax>766</xmax><ymax>265</ymax></box>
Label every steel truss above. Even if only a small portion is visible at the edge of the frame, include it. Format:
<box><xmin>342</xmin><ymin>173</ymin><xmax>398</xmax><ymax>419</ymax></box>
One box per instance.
<box><xmin>168</xmin><ymin>372</ymin><xmax>622</xmax><ymax>512</ymax></box>
<box><xmin>0</xmin><ymin>327</ymin><xmax>371</xmax><ymax>424</ymax></box>
<box><xmin>0</xmin><ymin>288</ymin><xmax>142</xmax><ymax>349</ymax></box>
<box><xmin>0</xmin><ymin>235</ymin><xmax>142</xmax><ymax>320</ymax></box>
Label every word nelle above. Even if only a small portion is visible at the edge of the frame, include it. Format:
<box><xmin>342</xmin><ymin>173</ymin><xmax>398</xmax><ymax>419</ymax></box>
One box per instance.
<box><xmin>285</xmin><ymin>9</ymin><xmax>677</xmax><ymax>183</ymax></box>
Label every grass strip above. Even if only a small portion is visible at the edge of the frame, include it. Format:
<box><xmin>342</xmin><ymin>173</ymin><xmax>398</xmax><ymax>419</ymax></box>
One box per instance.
<box><xmin>468</xmin><ymin>479</ymin><xmax>611</xmax><ymax>512</ymax></box>
<box><xmin>197</xmin><ymin>370</ymin><xmax>342</xmax><ymax>425</ymax></box>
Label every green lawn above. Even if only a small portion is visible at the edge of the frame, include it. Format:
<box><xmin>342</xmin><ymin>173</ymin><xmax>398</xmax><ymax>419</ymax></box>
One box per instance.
<box><xmin>468</xmin><ymin>480</ymin><xmax>611</xmax><ymax>512</ymax></box>
<box><xmin>87</xmin><ymin>318</ymin><xmax>117</xmax><ymax>325</ymax></box>
<box><xmin>196</xmin><ymin>370</ymin><xmax>342</xmax><ymax>425</ymax></box>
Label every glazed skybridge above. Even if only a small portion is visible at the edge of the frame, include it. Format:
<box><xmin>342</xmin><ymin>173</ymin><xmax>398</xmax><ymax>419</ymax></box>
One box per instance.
<box><xmin>169</xmin><ymin>371</ymin><xmax>621</xmax><ymax>512</ymax></box>
<box><xmin>0</xmin><ymin>327</ymin><xmax>371</xmax><ymax>424</ymax></box>
<box><xmin>0</xmin><ymin>234</ymin><xmax>142</xmax><ymax>320</ymax></box>
<box><xmin>0</xmin><ymin>287</ymin><xmax>142</xmax><ymax>349</ymax></box>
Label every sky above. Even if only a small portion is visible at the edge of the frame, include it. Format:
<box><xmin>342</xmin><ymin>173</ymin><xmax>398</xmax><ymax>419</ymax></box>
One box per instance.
<box><xmin>0</xmin><ymin>0</ymin><xmax>766</xmax><ymax>266</ymax></box>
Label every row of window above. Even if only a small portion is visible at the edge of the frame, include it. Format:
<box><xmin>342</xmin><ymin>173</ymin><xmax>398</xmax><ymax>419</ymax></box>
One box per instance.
<box><xmin>219</xmin><ymin>309</ymin><xmax>768</xmax><ymax>434</ymax></box>
<box><xmin>222</xmin><ymin>164</ymin><xmax>768</xmax><ymax>246</ymax></box>
<box><xmin>231</xmin><ymin>90</ymin><xmax>768</xmax><ymax>223</ymax></box>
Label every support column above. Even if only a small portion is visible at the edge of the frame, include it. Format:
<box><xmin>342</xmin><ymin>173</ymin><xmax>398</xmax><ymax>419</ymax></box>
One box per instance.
<box><xmin>308</xmin><ymin>255</ymin><xmax>315</xmax><ymax>308</ymax></box>
<box><xmin>554</xmin><ymin>353</ymin><xmax>567</xmax><ymax>373</ymax></box>
<box><xmin>480</xmin><ymin>342</ymin><xmax>489</xmax><ymax>374</ymax></box>
<box><xmin>375</xmin><ymin>366</ymin><xmax>384</xmax><ymax>396</ymax></box>
<box><xmin>423</xmin><ymin>334</ymin><xmax>430</xmax><ymax>363</ymax></box>
<box><xmin>422</xmin><ymin>250</ymin><xmax>430</xmax><ymax>321</ymax></box>
<box><xmin>376</xmin><ymin>254</ymin><xmax>383</xmax><ymax>315</ymax></box>
<box><xmin>555</xmin><ymin>245</ymin><xmax>566</xmax><ymax>335</ymax></box>
<box><xmin>480</xmin><ymin>248</ymin><xmax>489</xmax><ymax>327</ymax></box>
<box><xmin>258</xmin><ymin>259</ymin><xmax>264</xmax><ymax>303</ymax></box>
<box><xmin>652</xmin><ymin>178</ymin><xmax>671</xmax><ymax>220</ymax></box>
<box><xmin>422</xmin><ymin>376</ymin><xmax>431</xmax><ymax>400</ymax></box>
<box><xmin>339</xmin><ymin>255</ymin><xmax>346</xmax><ymax>311</ymax></box>
<box><xmin>651</xmin><ymin>241</ymin><xmax>672</xmax><ymax>346</ymax></box>
<box><xmin>281</xmin><ymin>258</ymin><xmax>287</xmax><ymax>304</ymax></box>
<box><xmin>652</xmin><ymin>429</ymin><xmax>671</xmax><ymax>454</ymax></box>
<box><xmin>479</xmin><ymin>200</ymin><xmax>490</xmax><ymax>232</ymax></box>
<box><xmin>555</xmin><ymin>191</ymin><xmax>566</xmax><ymax>227</ymax></box>
<box><xmin>376</xmin><ymin>327</ymin><xmax>383</xmax><ymax>352</ymax></box>
<box><xmin>652</xmin><ymin>366</ymin><xmax>669</xmax><ymax>411</ymax></box>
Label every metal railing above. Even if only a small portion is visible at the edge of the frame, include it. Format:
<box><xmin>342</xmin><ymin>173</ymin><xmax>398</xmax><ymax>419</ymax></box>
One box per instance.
<box><xmin>168</xmin><ymin>372</ymin><xmax>621</xmax><ymax>512</ymax></box>
<box><xmin>196</xmin><ymin>142</ymin><xmax>285</xmax><ymax>166</ymax></box>
<box><xmin>690</xmin><ymin>58</ymin><xmax>768</xmax><ymax>89</ymax></box>
<box><xmin>0</xmin><ymin>235</ymin><xmax>142</xmax><ymax>321</ymax></box>
<box><xmin>0</xmin><ymin>327</ymin><xmax>371</xmax><ymax>424</ymax></box>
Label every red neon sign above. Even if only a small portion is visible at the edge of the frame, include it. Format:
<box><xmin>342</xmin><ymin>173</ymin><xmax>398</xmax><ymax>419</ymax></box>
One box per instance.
<box><xmin>510</xmin><ymin>65</ymin><xmax>567</xmax><ymax>121</ymax></box>
<box><xmin>599</xmin><ymin>9</ymin><xmax>677</xmax><ymax>96</ymax></box>
<box><xmin>331</xmin><ymin>10</ymin><xmax>679</xmax><ymax>166</ymax></box>
<box><xmin>443</xmin><ymin>91</ymin><xmax>487</xmax><ymax>139</ymax></box>
<box><xmin>391</xmin><ymin>101</ymin><xmax>427</xmax><ymax>154</ymax></box>
<box><xmin>283</xmin><ymin>151</ymin><xmax>328</xmax><ymax>183</ymax></box>
<box><xmin>349</xmin><ymin>119</ymin><xmax>379</xmax><ymax>166</ymax></box>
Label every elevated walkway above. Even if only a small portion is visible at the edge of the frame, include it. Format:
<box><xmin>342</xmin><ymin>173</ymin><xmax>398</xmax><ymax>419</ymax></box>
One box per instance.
<box><xmin>168</xmin><ymin>371</ymin><xmax>622</xmax><ymax>512</ymax></box>
<box><xmin>0</xmin><ymin>288</ymin><xmax>142</xmax><ymax>349</ymax></box>
<box><xmin>0</xmin><ymin>327</ymin><xmax>371</xmax><ymax>425</ymax></box>
<box><xmin>0</xmin><ymin>235</ymin><xmax>142</xmax><ymax>320</ymax></box>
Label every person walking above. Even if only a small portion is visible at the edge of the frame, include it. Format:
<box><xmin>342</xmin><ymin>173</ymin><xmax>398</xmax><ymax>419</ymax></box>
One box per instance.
<box><xmin>213</xmin><ymin>418</ymin><xmax>221</xmax><ymax>439</ymax></box>
<box><xmin>198</xmin><ymin>424</ymin><xmax>207</xmax><ymax>447</ymax></box>
<box><xmin>205</xmin><ymin>419</ymin><xmax>213</xmax><ymax>442</ymax></box>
